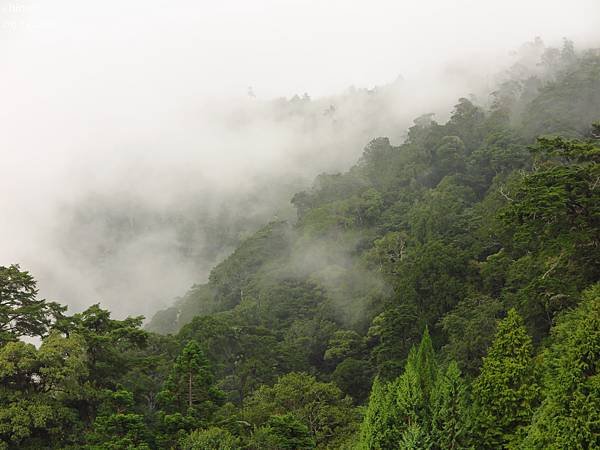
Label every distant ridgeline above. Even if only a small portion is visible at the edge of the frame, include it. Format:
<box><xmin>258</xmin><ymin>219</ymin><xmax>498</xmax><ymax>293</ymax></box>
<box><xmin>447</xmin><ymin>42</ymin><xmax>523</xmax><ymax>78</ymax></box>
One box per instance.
<box><xmin>149</xmin><ymin>42</ymin><xmax>600</xmax><ymax>336</ymax></box>
<box><xmin>1</xmin><ymin>42</ymin><xmax>599</xmax><ymax>449</ymax></box>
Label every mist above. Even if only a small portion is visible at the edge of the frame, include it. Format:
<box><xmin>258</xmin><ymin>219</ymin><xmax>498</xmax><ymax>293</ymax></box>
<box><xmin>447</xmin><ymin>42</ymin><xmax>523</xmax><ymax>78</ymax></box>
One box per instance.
<box><xmin>1</xmin><ymin>0</ymin><xmax>599</xmax><ymax>319</ymax></box>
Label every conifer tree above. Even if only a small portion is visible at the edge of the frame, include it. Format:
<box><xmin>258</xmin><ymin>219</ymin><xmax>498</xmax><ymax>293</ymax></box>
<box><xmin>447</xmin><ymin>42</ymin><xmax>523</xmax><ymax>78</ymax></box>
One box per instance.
<box><xmin>394</xmin><ymin>329</ymin><xmax>438</xmax><ymax>446</ymax></box>
<box><xmin>430</xmin><ymin>361</ymin><xmax>470</xmax><ymax>450</ymax></box>
<box><xmin>395</xmin><ymin>348</ymin><xmax>425</xmax><ymax>433</ymax></box>
<box><xmin>359</xmin><ymin>328</ymin><xmax>440</xmax><ymax>448</ymax></box>
<box><xmin>358</xmin><ymin>376</ymin><xmax>401</xmax><ymax>449</ymax></box>
<box><xmin>158</xmin><ymin>340</ymin><xmax>224</xmax><ymax>422</ymax></box>
<box><xmin>471</xmin><ymin>309</ymin><xmax>538</xmax><ymax>449</ymax></box>
<box><xmin>398</xmin><ymin>423</ymin><xmax>430</xmax><ymax>450</ymax></box>
<box><xmin>415</xmin><ymin>326</ymin><xmax>437</xmax><ymax>405</ymax></box>
<box><xmin>522</xmin><ymin>284</ymin><xmax>600</xmax><ymax>449</ymax></box>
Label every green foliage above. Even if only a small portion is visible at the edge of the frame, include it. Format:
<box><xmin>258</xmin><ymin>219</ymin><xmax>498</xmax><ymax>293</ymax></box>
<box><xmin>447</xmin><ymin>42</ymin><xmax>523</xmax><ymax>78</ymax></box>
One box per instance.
<box><xmin>180</xmin><ymin>426</ymin><xmax>240</xmax><ymax>450</ymax></box>
<box><xmin>146</xmin><ymin>284</ymin><xmax>216</xmax><ymax>334</ymax></box>
<box><xmin>248</xmin><ymin>413</ymin><xmax>316</xmax><ymax>450</ymax></box>
<box><xmin>389</xmin><ymin>239</ymin><xmax>472</xmax><ymax>332</ymax></box>
<box><xmin>471</xmin><ymin>309</ymin><xmax>538</xmax><ymax>449</ymax></box>
<box><xmin>521</xmin><ymin>52</ymin><xmax>600</xmax><ymax>139</ymax></box>
<box><xmin>0</xmin><ymin>265</ymin><xmax>64</xmax><ymax>345</ymax></box>
<box><xmin>324</xmin><ymin>330</ymin><xmax>366</xmax><ymax>364</ymax></box>
<box><xmin>86</xmin><ymin>390</ymin><xmax>151</xmax><ymax>450</ymax></box>
<box><xmin>407</xmin><ymin>177</ymin><xmax>475</xmax><ymax>244</ymax></box>
<box><xmin>398</xmin><ymin>422</ymin><xmax>430</xmax><ymax>449</ymax></box>
<box><xmin>390</xmin><ymin>331</ymin><xmax>439</xmax><ymax>445</ymax></box>
<box><xmin>178</xmin><ymin>315</ymin><xmax>281</xmax><ymax>405</ymax></box>
<box><xmin>3</xmin><ymin>43</ymin><xmax>600</xmax><ymax>449</ymax></box>
<box><xmin>368</xmin><ymin>303</ymin><xmax>421</xmax><ymax>378</ymax></box>
<box><xmin>393</xmin><ymin>351</ymin><xmax>426</xmax><ymax>439</ymax></box>
<box><xmin>153</xmin><ymin>340</ymin><xmax>226</xmax><ymax>448</ymax></box>
<box><xmin>332</xmin><ymin>358</ymin><xmax>373</xmax><ymax>404</ymax></box>
<box><xmin>244</xmin><ymin>372</ymin><xmax>358</xmax><ymax>448</ymax></box>
<box><xmin>522</xmin><ymin>284</ymin><xmax>600</xmax><ymax>449</ymax></box>
<box><xmin>499</xmin><ymin>130</ymin><xmax>600</xmax><ymax>336</ymax></box>
<box><xmin>358</xmin><ymin>376</ymin><xmax>400</xmax><ymax>449</ymax></box>
<box><xmin>157</xmin><ymin>340</ymin><xmax>224</xmax><ymax>424</ymax></box>
<box><xmin>430</xmin><ymin>362</ymin><xmax>470</xmax><ymax>450</ymax></box>
<box><xmin>119</xmin><ymin>333</ymin><xmax>178</xmax><ymax>417</ymax></box>
<box><xmin>358</xmin><ymin>329</ymin><xmax>442</xmax><ymax>449</ymax></box>
<box><xmin>415</xmin><ymin>327</ymin><xmax>437</xmax><ymax>403</ymax></box>
<box><xmin>208</xmin><ymin>221</ymin><xmax>291</xmax><ymax>310</ymax></box>
<box><xmin>0</xmin><ymin>333</ymin><xmax>88</xmax><ymax>448</ymax></box>
<box><xmin>446</xmin><ymin>97</ymin><xmax>486</xmax><ymax>152</ymax></box>
<box><xmin>440</xmin><ymin>295</ymin><xmax>503</xmax><ymax>376</ymax></box>
<box><xmin>57</xmin><ymin>304</ymin><xmax>148</xmax><ymax>390</ymax></box>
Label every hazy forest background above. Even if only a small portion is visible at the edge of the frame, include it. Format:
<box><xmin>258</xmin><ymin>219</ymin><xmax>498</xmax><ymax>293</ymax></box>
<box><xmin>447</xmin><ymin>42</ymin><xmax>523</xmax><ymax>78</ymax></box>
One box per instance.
<box><xmin>1</xmin><ymin>7</ymin><xmax>599</xmax><ymax>449</ymax></box>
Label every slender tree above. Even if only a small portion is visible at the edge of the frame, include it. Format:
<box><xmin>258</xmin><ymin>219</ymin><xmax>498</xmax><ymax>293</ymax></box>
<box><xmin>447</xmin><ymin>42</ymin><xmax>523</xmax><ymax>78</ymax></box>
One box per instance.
<box><xmin>522</xmin><ymin>284</ymin><xmax>600</xmax><ymax>449</ymax></box>
<box><xmin>430</xmin><ymin>362</ymin><xmax>470</xmax><ymax>450</ymax></box>
<box><xmin>415</xmin><ymin>326</ymin><xmax>437</xmax><ymax>405</ymax></box>
<box><xmin>471</xmin><ymin>309</ymin><xmax>538</xmax><ymax>448</ymax></box>
<box><xmin>158</xmin><ymin>340</ymin><xmax>224</xmax><ymax>421</ymax></box>
<box><xmin>358</xmin><ymin>376</ymin><xmax>401</xmax><ymax>449</ymax></box>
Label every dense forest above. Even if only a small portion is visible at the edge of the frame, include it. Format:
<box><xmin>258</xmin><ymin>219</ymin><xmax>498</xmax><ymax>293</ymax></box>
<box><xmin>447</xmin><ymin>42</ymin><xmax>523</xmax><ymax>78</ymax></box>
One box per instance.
<box><xmin>1</xmin><ymin>40</ymin><xmax>599</xmax><ymax>449</ymax></box>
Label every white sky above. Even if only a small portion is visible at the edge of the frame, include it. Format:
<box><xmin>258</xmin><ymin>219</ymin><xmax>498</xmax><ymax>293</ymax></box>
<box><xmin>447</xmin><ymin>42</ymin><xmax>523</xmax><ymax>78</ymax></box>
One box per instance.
<box><xmin>1</xmin><ymin>0</ymin><xmax>599</xmax><ymax>98</ymax></box>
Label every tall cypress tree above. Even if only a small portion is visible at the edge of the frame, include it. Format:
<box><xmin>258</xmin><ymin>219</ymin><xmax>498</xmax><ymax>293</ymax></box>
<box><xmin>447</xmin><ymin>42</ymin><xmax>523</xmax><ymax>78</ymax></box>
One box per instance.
<box><xmin>395</xmin><ymin>348</ymin><xmax>425</xmax><ymax>432</ymax></box>
<box><xmin>522</xmin><ymin>284</ymin><xmax>600</xmax><ymax>449</ymax></box>
<box><xmin>415</xmin><ymin>326</ymin><xmax>437</xmax><ymax>405</ymax></box>
<box><xmin>430</xmin><ymin>361</ymin><xmax>470</xmax><ymax>450</ymax></box>
<box><xmin>471</xmin><ymin>309</ymin><xmax>538</xmax><ymax>448</ymax></box>
<box><xmin>358</xmin><ymin>376</ymin><xmax>401</xmax><ymax>449</ymax></box>
<box><xmin>358</xmin><ymin>328</ymin><xmax>438</xmax><ymax>449</ymax></box>
<box><xmin>394</xmin><ymin>329</ymin><xmax>438</xmax><ymax>445</ymax></box>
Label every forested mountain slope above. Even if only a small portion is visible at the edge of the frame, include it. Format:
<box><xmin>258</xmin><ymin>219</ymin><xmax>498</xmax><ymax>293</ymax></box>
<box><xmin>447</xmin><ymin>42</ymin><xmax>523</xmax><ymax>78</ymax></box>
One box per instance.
<box><xmin>28</xmin><ymin>56</ymin><xmax>474</xmax><ymax>321</ymax></box>
<box><xmin>1</xmin><ymin>42</ymin><xmax>598</xmax><ymax>449</ymax></box>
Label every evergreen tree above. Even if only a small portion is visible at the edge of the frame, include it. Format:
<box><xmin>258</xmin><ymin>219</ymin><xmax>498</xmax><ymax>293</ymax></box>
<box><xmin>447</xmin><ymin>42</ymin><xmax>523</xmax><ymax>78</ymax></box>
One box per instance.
<box><xmin>394</xmin><ymin>351</ymin><xmax>426</xmax><ymax>442</ymax></box>
<box><xmin>471</xmin><ymin>309</ymin><xmax>538</xmax><ymax>449</ymax></box>
<box><xmin>157</xmin><ymin>341</ymin><xmax>224</xmax><ymax>434</ymax></box>
<box><xmin>359</xmin><ymin>328</ymin><xmax>440</xmax><ymax>449</ymax></box>
<box><xmin>522</xmin><ymin>284</ymin><xmax>600</xmax><ymax>449</ymax></box>
<box><xmin>358</xmin><ymin>376</ymin><xmax>401</xmax><ymax>449</ymax></box>
<box><xmin>398</xmin><ymin>423</ymin><xmax>430</xmax><ymax>450</ymax></box>
<box><xmin>415</xmin><ymin>326</ymin><xmax>437</xmax><ymax>405</ymax></box>
<box><xmin>393</xmin><ymin>329</ymin><xmax>440</xmax><ymax>445</ymax></box>
<box><xmin>430</xmin><ymin>362</ymin><xmax>470</xmax><ymax>450</ymax></box>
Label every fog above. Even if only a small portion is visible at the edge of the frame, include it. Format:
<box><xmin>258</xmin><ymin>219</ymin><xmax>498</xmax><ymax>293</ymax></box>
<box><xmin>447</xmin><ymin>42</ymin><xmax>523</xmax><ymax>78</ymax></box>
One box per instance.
<box><xmin>1</xmin><ymin>0</ymin><xmax>599</xmax><ymax>318</ymax></box>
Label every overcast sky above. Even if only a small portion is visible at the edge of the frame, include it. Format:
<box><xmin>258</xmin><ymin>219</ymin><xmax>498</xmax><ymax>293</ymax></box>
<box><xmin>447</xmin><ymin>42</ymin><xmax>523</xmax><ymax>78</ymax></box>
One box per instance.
<box><xmin>1</xmin><ymin>0</ymin><xmax>599</xmax><ymax>317</ymax></box>
<box><xmin>2</xmin><ymin>0</ymin><xmax>600</xmax><ymax>97</ymax></box>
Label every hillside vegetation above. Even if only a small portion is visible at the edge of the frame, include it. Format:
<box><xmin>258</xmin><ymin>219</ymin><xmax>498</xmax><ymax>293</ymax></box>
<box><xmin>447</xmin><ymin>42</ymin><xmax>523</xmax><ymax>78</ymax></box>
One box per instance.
<box><xmin>1</xmin><ymin>41</ymin><xmax>599</xmax><ymax>449</ymax></box>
